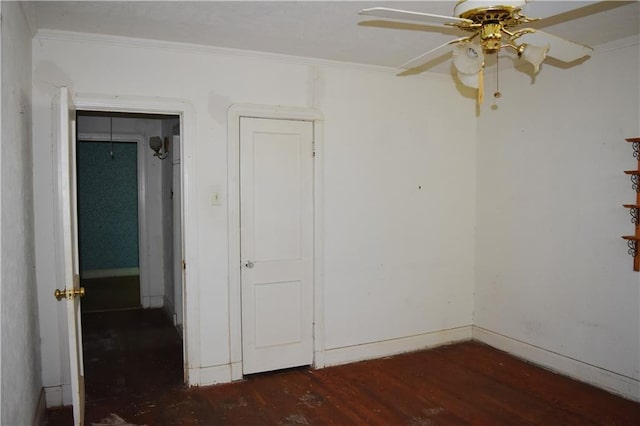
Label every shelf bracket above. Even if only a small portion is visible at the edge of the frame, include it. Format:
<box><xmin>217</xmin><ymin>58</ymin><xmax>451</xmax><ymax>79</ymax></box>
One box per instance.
<box><xmin>630</xmin><ymin>174</ymin><xmax>640</xmax><ymax>192</ymax></box>
<box><xmin>623</xmin><ymin>138</ymin><xmax>640</xmax><ymax>271</ymax></box>
<box><xmin>629</xmin><ymin>207</ymin><xmax>639</xmax><ymax>225</ymax></box>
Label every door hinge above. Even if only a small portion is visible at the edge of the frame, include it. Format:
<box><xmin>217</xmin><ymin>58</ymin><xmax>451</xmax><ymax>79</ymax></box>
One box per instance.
<box><xmin>182</xmin><ymin>260</ymin><xmax>186</xmax><ymax>270</ymax></box>
<box><xmin>312</xmin><ymin>140</ymin><xmax>316</xmax><ymax>157</ymax></box>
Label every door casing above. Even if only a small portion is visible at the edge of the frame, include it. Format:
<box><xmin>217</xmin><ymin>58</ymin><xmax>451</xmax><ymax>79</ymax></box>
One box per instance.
<box><xmin>68</xmin><ymin>94</ymin><xmax>196</xmax><ymax>385</ymax></box>
<box><xmin>227</xmin><ymin>104</ymin><xmax>325</xmax><ymax>379</ymax></box>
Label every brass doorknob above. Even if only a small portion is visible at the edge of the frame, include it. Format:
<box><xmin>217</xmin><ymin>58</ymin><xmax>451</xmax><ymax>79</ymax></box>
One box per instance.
<box><xmin>54</xmin><ymin>287</ymin><xmax>86</xmax><ymax>301</ymax></box>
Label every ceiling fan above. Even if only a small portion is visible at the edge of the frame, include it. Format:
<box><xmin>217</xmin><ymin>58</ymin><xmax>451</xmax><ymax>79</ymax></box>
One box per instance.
<box><xmin>359</xmin><ymin>0</ymin><xmax>597</xmax><ymax>101</ymax></box>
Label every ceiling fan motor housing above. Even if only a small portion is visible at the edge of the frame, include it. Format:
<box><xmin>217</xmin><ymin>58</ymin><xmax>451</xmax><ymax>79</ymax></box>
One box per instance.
<box><xmin>454</xmin><ymin>1</ymin><xmax>528</xmax><ymax>54</ymax></box>
<box><xmin>479</xmin><ymin>23</ymin><xmax>503</xmax><ymax>53</ymax></box>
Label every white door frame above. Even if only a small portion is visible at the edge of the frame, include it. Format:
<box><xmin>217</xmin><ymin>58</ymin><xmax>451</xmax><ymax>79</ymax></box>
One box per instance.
<box><xmin>227</xmin><ymin>104</ymin><xmax>325</xmax><ymax>379</ymax></box>
<box><xmin>73</xmin><ymin>94</ymin><xmax>198</xmax><ymax>384</ymax></box>
<box><xmin>76</xmin><ymin>132</ymin><xmax>150</xmax><ymax>306</ymax></box>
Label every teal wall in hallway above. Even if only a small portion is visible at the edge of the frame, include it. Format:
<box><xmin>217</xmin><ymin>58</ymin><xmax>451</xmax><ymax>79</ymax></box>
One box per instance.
<box><xmin>77</xmin><ymin>141</ymin><xmax>139</xmax><ymax>272</ymax></box>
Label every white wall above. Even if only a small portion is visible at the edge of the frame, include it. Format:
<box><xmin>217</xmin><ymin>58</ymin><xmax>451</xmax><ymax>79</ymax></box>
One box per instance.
<box><xmin>0</xmin><ymin>1</ymin><xmax>43</xmax><ymax>424</ymax></box>
<box><xmin>32</xmin><ymin>32</ymin><xmax>477</xmax><ymax>404</ymax></box>
<box><xmin>321</xmin><ymin>67</ymin><xmax>477</xmax><ymax>352</ymax></box>
<box><xmin>475</xmin><ymin>37</ymin><xmax>640</xmax><ymax>400</ymax></box>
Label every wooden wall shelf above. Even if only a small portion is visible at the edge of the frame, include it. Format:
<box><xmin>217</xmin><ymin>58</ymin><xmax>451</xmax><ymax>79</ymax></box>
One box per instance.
<box><xmin>622</xmin><ymin>137</ymin><xmax>640</xmax><ymax>270</ymax></box>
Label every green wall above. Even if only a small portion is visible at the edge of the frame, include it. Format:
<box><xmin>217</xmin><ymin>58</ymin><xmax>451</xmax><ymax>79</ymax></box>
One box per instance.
<box><xmin>77</xmin><ymin>141</ymin><xmax>139</xmax><ymax>272</ymax></box>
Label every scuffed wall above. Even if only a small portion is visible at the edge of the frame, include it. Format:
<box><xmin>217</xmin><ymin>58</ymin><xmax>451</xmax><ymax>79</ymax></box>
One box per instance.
<box><xmin>1</xmin><ymin>1</ymin><xmax>41</xmax><ymax>424</ymax></box>
<box><xmin>475</xmin><ymin>36</ymin><xmax>640</xmax><ymax>400</ymax></box>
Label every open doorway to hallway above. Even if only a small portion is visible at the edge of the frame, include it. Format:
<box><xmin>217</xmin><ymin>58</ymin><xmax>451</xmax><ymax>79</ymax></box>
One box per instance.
<box><xmin>75</xmin><ymin>111</ymin><xmax>185</xmax><ymax>415</ymax></box>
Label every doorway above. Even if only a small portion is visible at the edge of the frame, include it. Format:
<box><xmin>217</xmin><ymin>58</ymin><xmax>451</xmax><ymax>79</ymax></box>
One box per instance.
<box><xmin>75</xmin><ymin>111</ymin><xmax>186</xmax><ymax>411</ymax></box>
<box><xmin>76</xmin><ymin>138</ymin><xmax>140</xmax><ymax>311</ymax></box>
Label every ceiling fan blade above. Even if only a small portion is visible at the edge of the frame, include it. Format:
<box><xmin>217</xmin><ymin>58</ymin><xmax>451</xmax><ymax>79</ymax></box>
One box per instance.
<box><xmin>521</xmin><ymin>0</ymin><xmax>599</xmax><ymax>19</ymax></box>
<box><xmin>359</xmin><ymin>7</ymin><xmax>473</xmax><ymax>26</ymax></box>
<box><xmin>518</xmin><ymin>30</ymin><xmax>593</xmax><ymax>62</ymax></box>
<box><xmin>398</xmin><ymin>38</ymin><xmax>469</xmax><ymax>70</ymax></box>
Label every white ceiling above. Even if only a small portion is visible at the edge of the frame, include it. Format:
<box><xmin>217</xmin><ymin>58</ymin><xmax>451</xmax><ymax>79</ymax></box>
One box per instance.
<box><xmin>31</xmin><ymin>1</ymin><xmax>640</xmax><ymax>73</ymax></box>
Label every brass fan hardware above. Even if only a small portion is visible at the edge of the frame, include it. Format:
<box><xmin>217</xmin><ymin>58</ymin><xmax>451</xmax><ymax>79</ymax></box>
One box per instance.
<box><xmin>452</xmin><ymin>5</ymin><xmax>539</xmax><ymax>55</ymax></box>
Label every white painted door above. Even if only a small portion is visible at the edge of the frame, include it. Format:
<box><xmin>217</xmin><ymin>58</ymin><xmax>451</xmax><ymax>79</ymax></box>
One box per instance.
<box><xmin>54</xmin><ymin>87</ymin><xmax>85</xmax><ymax>425</ymax></box>
<box><xmin>240</xmin><ymin>117</ymin><xmax>314</xmax><ymax>375</ymax></box>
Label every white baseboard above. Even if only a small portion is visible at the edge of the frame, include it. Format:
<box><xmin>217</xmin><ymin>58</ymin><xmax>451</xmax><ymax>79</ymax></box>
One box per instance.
<box><xmin>33</xmin><ymin>387</ymin><xmax>46</xmax><ymax>425</ymax></box>
<box><xmin>44</xmin><ymin>385</ymin><xmax>62</xmax><ymax>408</ymax></box>
<box><xmin>230</xmin><ymin>362</ymin><xmax>243</xmax><ymax>381</ymax></box>
<box><xmin>162</xmin><ymin>295</ymin><xmax>176</xmax><ymax>323</ymax></box>
<box><xmin>313</xmin><ymin>350</ymin><xmax>326</xmax><ymax>369</ymax></box>
<box><xmin>142</xmin><ymin>295</ymin><xmax>164</xmax><ymax>309</ymax></box>
<box><xmin>80</xmin><ymin>267</ymin><xmax>139</xmax><ymax>279</ymax></box>
<box><xmin>189</xmin><ymin>364</ymin><xmax>233</xmax><ymax>386</ymax></box>
<box><xmin>43</xmin><ymin>383</ymin><xmax>70</xmax><ymax>407</ymax></box>
<box><xmin>188</xmin><ymin>328</ymin><xmax>471</xmax><ymax>386</ymax></box>
<box><xmin>472</xmin><ymin>326</ymin><xmax>640</xmax><ymax>402</ymax></box>
<box><xmin>323</xmin><ymin>326</ymin><xmax>473</xmax><ymax>367</ymax></box>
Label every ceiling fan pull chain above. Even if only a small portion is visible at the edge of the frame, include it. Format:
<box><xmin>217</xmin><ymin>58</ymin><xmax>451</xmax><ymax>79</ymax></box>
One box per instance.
<box><xmin>494</xmin><ymin>54</ymin><xmax>502</xmax><ymax>99</ymax></box>
<box><xmin>478</xmin><ymin>67</ymin><xmax>484</xmax><ymax>105</ymax></box>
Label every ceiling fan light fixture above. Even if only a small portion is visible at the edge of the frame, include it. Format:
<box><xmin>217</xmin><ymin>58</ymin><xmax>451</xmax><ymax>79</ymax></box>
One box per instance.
<box><xmin>452</xmin><ymin>43</ymin><xmax>485</xmax><ymax>75</ymax></box>
<box><xmin>520</xmin><ymin>43</ymin><xmax>550</xmax><ymax>74</ymax></box>
<box><xmin>456</xmin><ymin>70</ymin><xmax>482</xmax><ymax>89</ymax></box>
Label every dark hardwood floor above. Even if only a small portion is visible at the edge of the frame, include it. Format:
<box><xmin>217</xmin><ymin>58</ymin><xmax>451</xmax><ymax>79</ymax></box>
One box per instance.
<box><xmin>46</xmin><ymin>310</ymin><xmax>640</xmax><ymax>425</ymax></box>
<box><xmin>80</xmin><ymin>275</ymin><xmax>141</xmax><ymax>312</ymax></box>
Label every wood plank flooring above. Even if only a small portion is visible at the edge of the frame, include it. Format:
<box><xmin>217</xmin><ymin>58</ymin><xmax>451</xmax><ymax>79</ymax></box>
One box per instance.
<box><xmin>46</xmin><ymin>309</ymin><xmax>640</xmax><ymax>425</ymax></box>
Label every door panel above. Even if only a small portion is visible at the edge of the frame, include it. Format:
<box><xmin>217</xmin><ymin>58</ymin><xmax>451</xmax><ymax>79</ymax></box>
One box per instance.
<box><xmin>254</xmin><ymin>280</ymin><xmax>302</xmax><ymax>348</ymax></box>
<box><xmin>253</xmin><ymin>135</ymin><xmax>302</xmax><ymax>261</ymax></box>
<box><xmin>240</xmin><ymin>117</ymin><xmax>314</xmax><ymax>375</ymax></box>
<box><xmin>55</xmin><ymin>87</ymin><xmax>85</xmax><ymax>425</ymax></box>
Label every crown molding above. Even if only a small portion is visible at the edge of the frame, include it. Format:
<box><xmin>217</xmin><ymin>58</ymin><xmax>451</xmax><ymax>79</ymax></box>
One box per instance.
<box><xmin>593</xmin><ymin>34</ymin><xmax>640</xmax><ymax>55</ymax></box>
<box><xmin>34</xmin><ymin>29</ymin><xmax>451</xmax><ymax>82</ymax></box>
